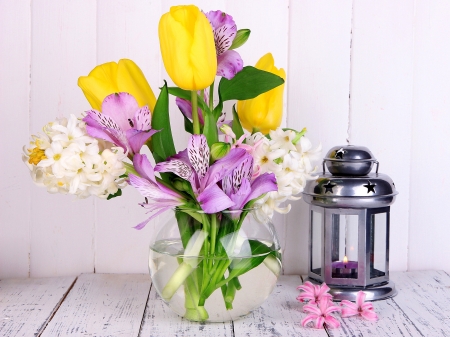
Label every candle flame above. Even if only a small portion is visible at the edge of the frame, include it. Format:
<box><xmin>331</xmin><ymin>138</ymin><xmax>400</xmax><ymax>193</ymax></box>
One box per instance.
<box><xmin>343</xmin><ymin>255</ymin><xmax>348</xmax><ymax>263</ymax></box>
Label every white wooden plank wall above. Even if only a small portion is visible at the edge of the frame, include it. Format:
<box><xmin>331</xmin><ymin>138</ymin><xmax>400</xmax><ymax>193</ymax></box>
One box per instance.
<box><xmin>1</xmin><ymin>0</ymin><xmax>449</xmax><ymax>278</ymax></box>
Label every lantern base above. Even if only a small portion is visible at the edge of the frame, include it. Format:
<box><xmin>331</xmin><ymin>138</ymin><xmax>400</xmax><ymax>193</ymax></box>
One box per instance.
<box><xmin>304</xmin><ymin>278</ymin><xmax>397</xmax><ymax>302</ymax></box>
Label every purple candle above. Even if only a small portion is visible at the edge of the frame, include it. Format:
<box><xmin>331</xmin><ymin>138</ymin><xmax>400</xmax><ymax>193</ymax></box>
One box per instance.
<box><xmin>331</xmin><ymin>260</ymin><xmax>358</xmax><ymax>269</ymax></box>
<box><xmin>332</xmin><ymin>256</ymin><xmax>358</xmax><ymax>277</ymax></box>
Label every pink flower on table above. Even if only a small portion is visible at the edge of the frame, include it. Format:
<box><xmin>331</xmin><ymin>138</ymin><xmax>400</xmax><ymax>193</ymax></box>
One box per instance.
<box><xmin>341</xmin><ymin>291</ymin><xmax>378</xmax><ymax>321</ymax></box>
<box><xmin>301</xmin><ymin>298</ymin><xmax>341</xmax><ymax>329</ymax></box>
<box><xmin>297</xmin><ymin>281</ymin><xmax>333</xmax><ymax>305</ymax></box>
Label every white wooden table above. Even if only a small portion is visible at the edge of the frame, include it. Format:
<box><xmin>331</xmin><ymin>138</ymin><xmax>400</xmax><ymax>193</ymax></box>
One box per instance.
<box><xmin>1</xmin><ymin>271</ymin><xmax>449</xmax><ymax>337</ymax></box>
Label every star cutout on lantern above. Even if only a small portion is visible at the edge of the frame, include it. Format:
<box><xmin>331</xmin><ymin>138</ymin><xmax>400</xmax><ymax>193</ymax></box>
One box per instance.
<box><xmin>323</xmin><ymin>181</ymin><xmax>336</xmax><ymax>193</ymax></box>
<box><xmin>363</xmin><ymin>181</ymin><xmax>376</xmax><ymax>193</ymax></box>
<box><xmin>335</xmin><ymin>148</ymin><xmax>346</xmax><ymax>159</ymax></box>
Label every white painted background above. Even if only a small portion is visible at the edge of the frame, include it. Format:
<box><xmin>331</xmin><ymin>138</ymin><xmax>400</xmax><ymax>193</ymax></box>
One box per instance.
<box><xmin>1</xmin><ymin>0</ymin><xmax>449</xmax><ymax>278</ymax></box>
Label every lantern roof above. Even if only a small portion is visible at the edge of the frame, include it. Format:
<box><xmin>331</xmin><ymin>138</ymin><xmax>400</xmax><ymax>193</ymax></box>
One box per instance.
<box><xmin>303</xmin><ymin>145</ymin><xmax>398</xmax><ymax>208</ymax></box>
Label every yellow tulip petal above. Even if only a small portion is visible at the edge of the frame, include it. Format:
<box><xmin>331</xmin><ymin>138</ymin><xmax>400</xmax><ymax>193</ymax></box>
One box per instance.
<box><xmin>236</xmin><ymin>53</ymin><xmax>285</xmax><ymax>134</ymax></box>
<box><xmin>78</xmin><ymin>75</ymin><xmax>118</xmax><ymax>111</ymax></box>
<box><xmin>117</xmin><ymin>59</ymin><xmax>157</xmax><ymax>112</ymax></box>
<box><xmin>159</xmin><ymin>5</ymin><xmax>216</xmax><ymax>90</ymax></box>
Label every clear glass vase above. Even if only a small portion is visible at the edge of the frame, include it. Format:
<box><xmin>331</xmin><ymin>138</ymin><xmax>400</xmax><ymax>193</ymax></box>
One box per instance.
<box><xmin>148</xmin><ymin>207</ymin><xmax>282</xmax><ymax>322</ymax></box>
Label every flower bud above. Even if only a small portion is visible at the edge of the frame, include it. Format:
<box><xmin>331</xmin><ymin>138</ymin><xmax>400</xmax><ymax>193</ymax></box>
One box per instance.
<box><xmin>211</xmin><ymin>142</ymin><xmax>231</xmax><ymax>161</ymax></box>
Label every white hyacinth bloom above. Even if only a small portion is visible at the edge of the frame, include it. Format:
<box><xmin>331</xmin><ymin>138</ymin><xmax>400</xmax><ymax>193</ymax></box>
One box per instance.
<box><xmin>249</xmin><ymin>128</ymin><xmax>321</xmax><ymax>219</ymax></box>
<box><xmin>23</xmin><ymin>114</ymin><xmax>127</xmax><ymax>199</ymax></box>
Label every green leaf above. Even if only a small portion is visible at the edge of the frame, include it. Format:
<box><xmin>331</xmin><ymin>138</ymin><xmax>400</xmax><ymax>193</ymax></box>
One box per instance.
<box><xmin>231</xmin><ymin>104</ymin><xmax>244</xmax><ymax>139</ymax></box>
<box><xmin>229</xmin><ymin>29</ymin><xmax>251</xmax><ymax>50</ymax></box>
<box><xmin>107</xmin><ymin>188</ymin><xmax>122</xmax><ymax>200</ymax></box>
<box><xmin>183</xmin><ymin>114</ymin><xmax>194</xmax><ymax>134</ymax></box>
<box><xmin>226</xmin><ymin>240</ymin><xmax>276</xmax><ymax>280</ymax></box>
<box><xmin>218</xmin><ymin>66</ymin><xmax>284</xmax><ymax>101</ymax></box>
<box><xmin>168</xmin><ymin>87</ymin><xmax>211</xmax><ymax>114</ymax></box>
<box><xmin>202</xmin><ymin>111</ymin><xmax>218</xmax><ymax>148</ymax></box>
<box><xmin>151</xmin><ymin>82</ymin><xmax>176</xmax><ymax>162</ymax></box>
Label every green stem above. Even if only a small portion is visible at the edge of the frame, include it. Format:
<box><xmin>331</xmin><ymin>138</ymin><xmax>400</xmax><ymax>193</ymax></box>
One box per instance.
<box><xmin>209</xmin><ymin>82</ymin><xmax>214</xmax><ymax>111</ymax></box>
<box><xmin>184</xmin><ymin>273</ymin><xmax>209</xmax><ymax>321</ymax></box>
<box><xmin>191</xmin><ymin>90</ymin><xmax>200</xmax><ymax>134</ymax></box>
<box><xmin>210</xmin><ymin>214</ymin><xmax>217</xmax><ymax>258</ymax></box>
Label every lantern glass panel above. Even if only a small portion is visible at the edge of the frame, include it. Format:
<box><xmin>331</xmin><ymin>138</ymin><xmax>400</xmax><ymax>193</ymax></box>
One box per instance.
<box><xmin>311</xmin><ymin>210</ymin><xmax>323</xmax><ymax>276</ymax></box>
<box><xmin>331</xmin><ymin>214</ymin><xmax>358</xmax><ymax>279</ymax></box>
<box><xmin>370</xmin><ymin>213</ymin><xmax>387</xmax><ymax>279</ymax></box>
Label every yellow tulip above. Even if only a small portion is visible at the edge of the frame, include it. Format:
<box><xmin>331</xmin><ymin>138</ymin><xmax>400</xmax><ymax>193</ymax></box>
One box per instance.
<box><xmin>237</xmin><ymin>53</ymin><xmax>286</xmax><ymax>135</ymax></box>
<box><xmin>78</xmin><ymin>59</ymin><xmax>156</xmax><ymax>112</ymax></box>
<box><xmin>159</xmin><ymin>5</ymin><xmax>217</xmax><ymax>90</ymax></box>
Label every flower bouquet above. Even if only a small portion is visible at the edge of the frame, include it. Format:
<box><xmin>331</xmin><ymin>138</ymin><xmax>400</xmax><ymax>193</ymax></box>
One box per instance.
<box><xmin>23</xmin><ymin>5</ymin><xmax>320</xmax><ymax>322</ymax></box>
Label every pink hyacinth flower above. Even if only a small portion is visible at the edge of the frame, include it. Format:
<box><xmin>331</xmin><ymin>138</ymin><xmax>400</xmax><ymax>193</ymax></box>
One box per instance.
<box><xmin>341</xmin><ymin>291</ymin><xmax>378</xmax><ymax>321</ymax></box>
<box><xmin>301</xmin><ymin>298</ymin><xmax>341</xmax><ymax>329</ymax></box>
<box><xmin>297</xmin><ymin>281</ymin><xmax>333</xmax><ymax>305</ymax></box>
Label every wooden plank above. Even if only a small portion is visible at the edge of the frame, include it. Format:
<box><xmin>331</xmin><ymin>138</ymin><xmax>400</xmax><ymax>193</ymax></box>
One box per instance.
<box><xmin>389</xmin><ymin>271</ymin><xmax>450</xmax><ymax>336</ymax></box>
<box><xmin>285</xmin><ymin>0</ymin><xmax>353</xmax><ymax>276</ymax></box>
<box><xmin>324</xmin><ymin>270</ymin><xmax>450</xmax><ymax>336</ymax></box>
<box><xmin>40</xmin><ymin>274</ymin><xmax>151</xmax><ymax>337</ymax></box>
<box><xmin>94</xmin><ymin>0</ymin><xmax>163</xmax><ymax>274</ymax></box>
<box><xmin>349</xmin><ymin>0</ymin><xmax>415</xmax><ymax>271</ymax></box>
<box><xmin>408</xmin><ymin>0</ymin><xmax>450</xmax><ymax>272</ymax></box>
<box><xmin>0</xmin><ymin>0</ymin><xmax>31</xmax><ymax>278</ymax></box>
<box><xmin>139</xmin><ymin>282</ymin><xmax>233</xmax><ymax>337</ymax></box>
<box><xmin>234</xmin><ymin>275</ymin><xmax>327</xmax><ymax>337</ymax></box>
<box><xmin>0</xmin><ymin>276</ymin><xmax>75</xmax><ymax>337</ymax></box>
<box><xmin>29</xmin><ymin>0</ymin><xmax>97</xmax><ymax>277</ymax></box>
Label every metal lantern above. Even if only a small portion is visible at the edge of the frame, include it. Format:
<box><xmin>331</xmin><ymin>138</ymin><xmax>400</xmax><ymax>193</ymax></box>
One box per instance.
<box><xmin>302</xmin><ymin>145</ymin><xmax>398</xmax><ymax>301</ymax></box>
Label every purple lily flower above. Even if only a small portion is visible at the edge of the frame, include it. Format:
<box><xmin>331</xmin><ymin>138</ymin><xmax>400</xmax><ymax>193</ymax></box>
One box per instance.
<box><xmin>222</xmin><ymin>153</ymin><xmax>277</xmax><ymax>218</ymax></box>
<box><xmin>205</xmin><ymin>10</ymin><xmax>243</xmax><ymax>80</ymax></box>
<box><xmin>155</xmin><ymin>134</ymin><xmax>248</xmax><ymax>213</ymax></box>
<box><xmin>83</xmin><ymin>92</ymin><xmax>158</xmax><ymax>157</ymax></box>
<box><xmin>128</xmin><ymin>154</ymin><xmax>186</xmax><ymax>230</ymax></box>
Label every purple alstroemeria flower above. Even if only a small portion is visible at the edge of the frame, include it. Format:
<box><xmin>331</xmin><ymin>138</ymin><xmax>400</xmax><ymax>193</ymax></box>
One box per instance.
<box><xmin>176</xmin><ymin>95</ymin><xmax>205</xmax><ymax>125</ymax></box>
<box><xmin>155</xmin><ymin>134</ymin><xmax>248</xmax><ymax>214</ymax></box>
<box><xmin>83</xmin><ymin>92</ymin><xmax>158</xmax><ymax>158</ymax></box>
<box><xmin>222</xmin><ymin>153</ymin><xmax>277</xmax><ymax>218</ymax></box>
<box><xmin>128</xmin><ymin>154</ymin><xmax>186</xmax><ymax>229</ymax></box>
<box><xmin>205</xmin><ymin>10</ymin><xmax>243</xmax><ymax>80</ymax></box>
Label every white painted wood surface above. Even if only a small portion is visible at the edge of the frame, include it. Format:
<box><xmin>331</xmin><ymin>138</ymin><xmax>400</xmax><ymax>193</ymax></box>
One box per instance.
<box><xmin>1</xmin><ymin>0</ymin><xmax>450</xmax><ymax>278</ymax></box>
<box><xmin>40</xmin><ymin>274</ymin><xmax>151</xmax><ymax>337</ymax></box>
<box><xmin>0</xmin><ymin>276</ymin><xmax>75</xmax><ymax>337</ymax></box>
<box><xmin>285</xmin><ymin>0</ymin><xmax>353</xmax><ymax>275</ymax></box>
<box><xmin>28</xmin><ymin>0</ymin><xmax>97</xmax><ymax>278</ymax></box>
<box><xmin>233</xmin><ymin>275</ymin><xmax>325</xmax><ymax>337</ymax></box>
<box><xmin>2</xmin><ymin>271</ymin><xmax>449</xmax><ymax>336</ymax></box>
<box><xmin>0</xmin><ymin>0</ymin><xmax>31</xmax><ymax>278</ymax></box>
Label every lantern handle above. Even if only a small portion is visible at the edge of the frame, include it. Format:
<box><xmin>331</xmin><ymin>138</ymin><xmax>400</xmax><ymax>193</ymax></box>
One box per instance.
<box><xmin>322</xmin><ymin>160</ymin><xmax>326</xmax><ymax>174</ymax></box>
<box><xmin>375</xmin><ymin>161</ymin><xmax>379</xmax><ymax>173</ymax></box>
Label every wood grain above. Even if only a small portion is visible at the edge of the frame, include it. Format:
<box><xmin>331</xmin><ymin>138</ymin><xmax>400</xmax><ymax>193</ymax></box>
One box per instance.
<box><xmin>93</xmin><ymin>0</ymin><xmax>164</xmax><ymax>275</ymax></box>
<box><xmin>0</xmin><ymin>0</ymin><xmax>32</xmax><ymax>278</ymax></box>
<box><xmin>40</xmin><ymin>274</ymin><xmax>151</xmax><ymax>337</ymax></box>
<box><xmin>0</xmin><ymin>276</ymin><xmax>75</xmax><ymax>337</ymax></box>
<box><xmin>234</xmin><ymin>275</ymin><xmax>326</xmax><ymax>337</ymax></box>
<box><xmin>408</xmin><ymin>0</ymin><xmax>450</xmax><ymax>272</ymax></box>
<box><xmin>29</xmin><ymin>0</ymin><xmax>97</xmax><ymax>277</ymax></box>
<box><xmin>349</xmin><ymin>0</ymin><xmax>415</xmax><ymax>272</ymax></box>
<box><xmin>285</xmin><ymin>0</ymin><xmax>353</xmax><ymax>276</ymax></box>
<box><xmin>324</xmin><ymin>271</ymin><xmax>450</xmax><ymax>336</ymax></box>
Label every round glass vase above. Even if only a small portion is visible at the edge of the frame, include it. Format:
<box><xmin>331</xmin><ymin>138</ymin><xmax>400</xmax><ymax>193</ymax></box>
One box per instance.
<box><xmin>149</xmin><ymin>207</ymin><xmax>282</xmax><ymax>322</ymax></box>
